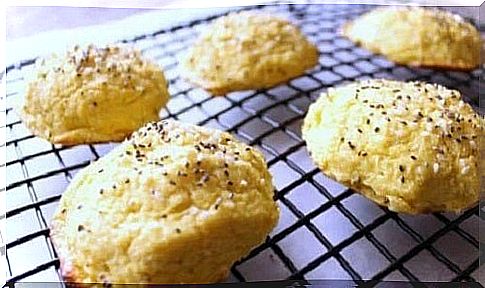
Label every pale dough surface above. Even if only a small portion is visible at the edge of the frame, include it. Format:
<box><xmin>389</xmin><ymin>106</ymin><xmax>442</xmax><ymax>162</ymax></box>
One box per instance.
<box><xmin>302</xmin><ymin>79</ymin><xmax>482</xmax><ymax>214</ymax></box>
<box><xmin>50</xmin><ymin>119</ymin><xmax>279</xmax><ymax>285</ymax></box>
<box><xmin>342</xmin><ymin>7</ymin><xmax>481</xmax><ymax>71</ymax></box>
<box><xmin>20</xmin><ymin>44</ymin><xmax>170</xmax><ymax>145</ymax></box>
<box><xmin>180</xmin><ymin>11</ymin><xmax>319</xmax><ymax>95</ymax></box>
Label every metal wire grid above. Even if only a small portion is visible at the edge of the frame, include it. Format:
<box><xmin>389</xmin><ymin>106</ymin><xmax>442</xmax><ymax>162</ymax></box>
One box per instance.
<box><xmin>3</xmin><ymin>3</ymin><xmax>484</xmax><ymax>286</ymax></box>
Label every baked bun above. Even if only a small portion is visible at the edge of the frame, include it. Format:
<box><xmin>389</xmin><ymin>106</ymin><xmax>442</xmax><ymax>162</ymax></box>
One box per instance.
<box><xmin>50</xmin><ymin>119</ymin><xmax>279</xmax><ymax>285</ymax></box>
<box><xmin>20</xmin><ymin>44</ymin><xmax>169</xmax><ymax>145</ymax></box>
<box><xmin>342</xmin><ymin>7</ymin><xmax>481</xmax><ymax>71</ymax></box>
<box><xmin>302</xmin><ymin>79</ymin><xmax>482</xmax><ymax>214</ymax></box>
<box><xmin>180</xmin><ymin>11</ymin><xmax>318</xmax><ymax>95</ymax></box>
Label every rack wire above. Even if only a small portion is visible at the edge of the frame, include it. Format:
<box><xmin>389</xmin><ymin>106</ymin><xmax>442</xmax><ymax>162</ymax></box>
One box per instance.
<box><xmin>3</xmin><ymin>3</ymin><xmax>484</xmax><ymax>286</ymax></box>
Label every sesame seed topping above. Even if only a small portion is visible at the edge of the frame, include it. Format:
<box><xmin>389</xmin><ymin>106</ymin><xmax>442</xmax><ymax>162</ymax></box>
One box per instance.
<box><xmin>348</xmin><ymin>141</ymin><xmax>356</xmax><ymax>150</ymax></box>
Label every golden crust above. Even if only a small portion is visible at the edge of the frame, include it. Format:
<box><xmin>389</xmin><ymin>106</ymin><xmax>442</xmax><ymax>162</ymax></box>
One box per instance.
<box><xmin>20</xmin><ymin>44</ymin><xmax>170</xmax><ymax>145</ymax></box>
<box><xmin>342</xmin><ymin>7</ymin><xmax>481</xmax><ymax>71</ymax></box>
<box><xmin>302</xmin><ymin>79</ymin><xmax>483</xmax><ymax>214</ymax></box>
<box><xmin>180</xmin><ymin>11</ymin><xmax>319</xmax><ymax>95</ymax></box>
<box><xmin>50</xmin><ymin>119</ymin><xmax>279</xmax><ymax>285</ymax></box>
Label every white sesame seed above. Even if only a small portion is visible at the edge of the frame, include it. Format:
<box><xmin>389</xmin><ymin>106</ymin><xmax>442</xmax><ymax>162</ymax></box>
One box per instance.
<box><xmin>416</xmin><ymin>166</ymin><xmax>424</xmax><ymax>175</ymax></box>
<box><xmin>240</xmin><ymin>180</ymin><xmax>248</xmax><ymax>186</ymax></box>
<box><xmin>433</xmin><ymin>163</ymin><xmax>439</xmax><ymax>174</ymax></box>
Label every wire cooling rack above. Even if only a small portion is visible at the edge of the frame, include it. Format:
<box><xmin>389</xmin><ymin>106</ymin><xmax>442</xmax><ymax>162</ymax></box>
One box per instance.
<box><xmin>3</xmin><ymin>3</ymin><xmax>484</xmax><ymax>286</ymax></box>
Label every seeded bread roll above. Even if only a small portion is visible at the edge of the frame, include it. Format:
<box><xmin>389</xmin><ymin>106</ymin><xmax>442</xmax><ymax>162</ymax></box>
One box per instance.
<box><xmin>180</xmin><ymin>11</ymin><xmax>318</xmax><ymax>95</ymax></box>
<box><xmin>20</xmin><ymin>44</ymin><xmax>169</xmax><ymax>145</ymax></box>
<box><xmin>342</xmin><ymin>7</ymin><xmax>481</xmax><ymax>71</ymax></box>
<box><xmin>302</xmin><ymin>79</ymin><xmax>482</xmax><ymax>214</ymax></box>
<box><xmin>50</xmin><ymin>120</ymin><xmax>279</xmax><ymax>285</ymax></box>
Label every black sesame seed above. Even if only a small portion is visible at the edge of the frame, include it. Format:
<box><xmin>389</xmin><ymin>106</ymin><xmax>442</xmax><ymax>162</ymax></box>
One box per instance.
<box><xmin>401</xmin><ymin>176</ymin><xmax>405</xmax><ymax>183</ymax></box>
<box><xmin>227</xmin><ymin>181</ymin><xmax>234</xmax><ymax>186</ymax></box>
<box><xmin>77</xmin><ymin>205</ymin><xmax>82</xmax><ymax>209</ymax></box>
<box><xmin>125</xmin><ymin>179</ymin><xmax>130</xmax><ymax>184</ymax></box>
<box><xmin>98</xmin><ymin>169</ymin><xmax>104</xmax><ymax>173</ymax></box>
<box><xmin>61</xmin><ymin>209</ymin><xmax>67</xmax><ymax>214</ymax></box>
<box><xmin>357</xmin><ymin>128</ymin><xmax>363</xmax><ymax>133</ymax></box>
<box><xmin>374</xmin><ymin>127</ymin><xmax>380</xmax><ymax>133</ymax></box>
<box><xmin>410</xmin><ymin>155</ymin><xmax>417</xmax><ymax>160</ymax></box>
<box><xmin>169</xmin><ymin>180</ymin><xmax>176</xmax><ymax>185</ymax></box>
<box><xmin>340</xmin><ymin>137</ymin><xmax>345</xmax><ymax>142</ymax></box>
<box><xmin>348</xmin><ymin>141</ymin><xmax>356</xmax><ymax>150</ymax></box>
<box><xmin>224</xmin><ymin>170</ymin><xmax>229</xmax><ymax>177</ymax></box>
<box><xmin>175</xmin><ymin>228</ymin><xmax>181</xmax><ymax>233</ymax></box>
<box><xmin>399</xmin><ymin>165</ymin><xmax>404</xmax><ymax>172</ymax></box>
<box><xmin>162</xmin><ymin>214</ymin><xmax>167</xmax><ymax>218</ymax></box>
<box><xmin>366</xmin><ymin>119</ymin><xmax>370</xmax><ymax>125</ymax></box>
<box><xmin>78</xmin><ymin>225</ymin><xmax>85</xmax><ymax>232</ymax></box>
<box><xmin>361</xmin><ymin>152</ymin><xmax>368</xmax><ymax>157</ymax></box>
